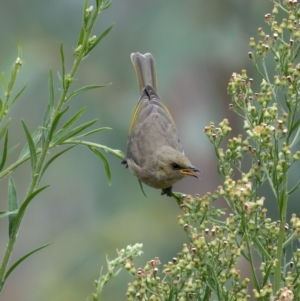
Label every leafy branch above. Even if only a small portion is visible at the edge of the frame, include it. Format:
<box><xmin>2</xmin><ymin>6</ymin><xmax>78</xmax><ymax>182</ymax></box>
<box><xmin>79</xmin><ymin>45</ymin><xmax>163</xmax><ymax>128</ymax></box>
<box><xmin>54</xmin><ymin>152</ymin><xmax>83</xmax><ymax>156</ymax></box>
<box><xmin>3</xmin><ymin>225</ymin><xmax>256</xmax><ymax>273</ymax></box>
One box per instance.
<box><xmin>0</xmin><ymin>0</ymin><xmax>122</xmax><ymax>293</ymax></box>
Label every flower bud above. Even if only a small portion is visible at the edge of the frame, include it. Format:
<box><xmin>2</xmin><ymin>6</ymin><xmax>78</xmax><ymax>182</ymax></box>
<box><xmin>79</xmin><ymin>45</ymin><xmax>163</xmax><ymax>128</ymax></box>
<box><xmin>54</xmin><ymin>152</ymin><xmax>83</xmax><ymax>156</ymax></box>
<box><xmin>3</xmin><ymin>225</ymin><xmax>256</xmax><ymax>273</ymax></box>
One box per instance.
<box><xmin>289</xmin><ymin>10</ymin><xmax>295</xmax><ymax>21</ymax></box>
<box><xmin>241</xmin><ymin>69</ymin><xmax>247</xmax><ymax>79</ymax></box>
<box><xmin>85</xmin><ymin>6</ymin><xmax>93</xmax><ymax>22</ymax></box>
<box><xmin>75</xmin><ymin>45</ymin><xmax>83</xmax><ymax>56</ymax></box>
<box><xmin>287</xmin><ymin>20</ymin><xmax>294</xmax><ymax>31</ymax></box>
<box><xmin>293</xmin><ymin>151</ymin><xmax>300</xmax><ymax>161</ymax></box>
<box><xmin>88</xmin><ymin>35</ymin><xmax>97</xmax><ymax>47</ymax></box>
<box><xmin>249</xmin><ymin>37</ymin><xmax>256</xmax><ymax>48</ymax></box>
<box><xmin>274</xmin><ymin>75</ymin><xmax>281</xmax><ymax>86</ymax></box>
<box><xmin>253</xmin><ymin>289</ymin><xmax>260</xmax><ymax>298</ymax></box>
<box><xmin>258</xmin><ymin>27</ymin><xmax>265</xmax><ymax>38</ymax></box>
<box><xmin>272</xmin><ymin>4</ymin><xmax>278</xmax><ymax>15</ymax></box>
<box><xmin>288</xmin><ymin>63</ymin><xmax>293</xmax><ymax>74</ymax></box>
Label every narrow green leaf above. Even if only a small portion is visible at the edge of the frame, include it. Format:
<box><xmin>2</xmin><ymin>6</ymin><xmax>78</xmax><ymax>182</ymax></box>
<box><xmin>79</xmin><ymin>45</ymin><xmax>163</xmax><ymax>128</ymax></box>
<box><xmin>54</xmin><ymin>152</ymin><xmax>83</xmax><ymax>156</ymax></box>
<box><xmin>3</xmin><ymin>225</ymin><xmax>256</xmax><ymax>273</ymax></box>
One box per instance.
<box><xmin>97</xmin><ymin>143</ymin><xmax>124</xmax><ymax>159</ymax></box>
<box><xmin>288</xmin><ymin>180</ymin><xmax>300</xmax><ymax>196</ymax></box>
<box><xmin>0</xmin><ymin>211</ymin><xmax>18</xmax><ymax>218</ymax></box>
<box><xmin>19</xmin><ymin>126</ymin><xmax>41</xmax><ymax>160</ymax></box>
<box><xmin>10</xmin><ymin>82</ymin><xmax>27</xmax><ymax>107</ymax></box>
<box><xmin>40</xmin><ymin>145</ymin><xmax>76</xmax><ymax>180</ymax></box>
<box><xmin>61</xmin><ymin>140</ymin><xmax>124</xmax><ymax>159</ymax></box>
<box><xmin>138</xmin><ymin>180</ymin><xmax>147</xmax><ymax>197</ymax></box>
<box><xmin>101</xmin><ymin>0</ymin><xmax>112</xmax><ymax>10</ymax></box>
<box><xmin>86</xmin><ymin>24</ymin><xmax>114</xmax><ymax>55</ymax></box>
<box><xmin>7</xmin><ymin>144</ymin><xmax>19</xmax><ymax>156</ymax></box>
<box><xmin>17</xmin><ymin>41</ymin><xmax>22</xmax><ymax>59</ymax></box>
<box><xmin>66</xmin><ymin>85</ymin><xmax>109</xmax><ymax>101</ymax></box>
<box><xmin>2</xmin><ymin>72</ymin><xmax>6</xmax><ymax>92</ymax></box>
<box><xmin>8</xmin><ymin>58</ymin><xmax>21</xmax><ymax>94</ymax></box>
<box><xmin>262</xmin><ymin>263</ymin><xmax>273</xmax><ymax>287</ymax></box>
<box><xmin>21</xmin><ymin>120</ymin><xmax>37</xmax><ymax>173</ymax></box>
<box><xmin>253</xmin><ymin>236</ymin><xmax>272</xmax><ymax>260</ymax></box>
<box><xmin>283</xmin><ymin>231</ymin><xmax>297</xmax><ymax>248</ymax></box>
<box><xmin>90</xmin><ymin>143</ymin><xmax>124</xmax><ymax>159</ymax></box>
<box><xmin>42</xmin><ymin>103</ymin><xmax>51</xmax><ymax>148</ymax></box>
<box><xmin>0</xmin><ymin>98</ymin><xmax>2</xmax><ymax>113</ymax></box>
<box><xmin>77</xmin><ymin>25</ymin><xmax>85</xmax><ymax>47</ymax></box>
<box><xmin>290</xmin><ymin>121</ymin><xmax>300</xmax><ymax>148</ymax></box>
<box><xmin>60</xmin><ymin>44</ymin><xmax>65</xmax><ymax>90</ymax></box>
<box><xmin>42</xmin><ymin>70</ymin><xmax>55</xmax><ymax>148</ymax></box>
<box><xmin>290</xmin><ymin>118</ymin><xmax>300</xmax><ymax>136</ymax></box>
<box><xmin>52</xmin><ymin>107</ymin><xmax>86</xmax><ymax>141</ymax></box>
<box><xmin>4</xmin><ymin>243</ymin><xmax>52</xmax><ymax>283</ymax></box>
<box><xmin>89</xmin><ymin>147</ymin><xmax>111</xmax><ymax>185</ymax></box>
<box><xmin>80</xmin><ymin>0</ymin><xmax>89</xmax><ymax>41</ymax></box>
<box><xmin>8</xmin><ymin>177</ymin><xmax>18</xmax><ymax>238</ymax></box>
<box><xmin>82</xmin><ymin>0</ymin><xmax>89</xmax><ymax>23</ymax></box>
<box><xmin>0</xmin><ymin>118</ymin><xmax>11</xmax><ymax>140</ymax></box>
<box><xmin>57</xmin><ymin>71</ymin><xmax>63</xmax><ymax>86</ymax></box>
<box><xmin>0</xmin><ymin>130</ymin><xmax>9</xmax><ymax>171</ymax></box>
<box><xmin>53</xmin><ymin>119</ymin><xmax>97</xmax><ymax>146</ymax></box>
<box><xmin>14</xmin><ymin>186</ymin><xmax>49</xmax><ymax>228</ymax></box>
<box><xmin>48</xmin><ymin>106</ymin><xmax>69</xmax><ymax>141</ymax></box>
<box><xmin>75</xmin><ymin>127</ymin><xmax>111</xmax><ymax>138</ymax></box>
<box><xmin>48</xmin><ymin>68</ymin><xmax>55</xmax><ymax>109</ymax></box>
<box><xmin>240</xmin><ymin>250</ymin><xmax>249</xmax><ymax>262</ymax></box>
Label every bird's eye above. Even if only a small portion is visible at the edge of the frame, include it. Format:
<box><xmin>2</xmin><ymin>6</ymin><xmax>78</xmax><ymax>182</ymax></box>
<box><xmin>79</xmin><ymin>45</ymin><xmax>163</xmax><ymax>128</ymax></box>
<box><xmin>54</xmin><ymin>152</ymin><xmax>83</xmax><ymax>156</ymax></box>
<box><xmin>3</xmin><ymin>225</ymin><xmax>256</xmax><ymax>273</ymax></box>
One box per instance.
<box><xmin>171</xmin><ymin>163</ymin><xmax>181</xmax><ymax>170</ymax></box>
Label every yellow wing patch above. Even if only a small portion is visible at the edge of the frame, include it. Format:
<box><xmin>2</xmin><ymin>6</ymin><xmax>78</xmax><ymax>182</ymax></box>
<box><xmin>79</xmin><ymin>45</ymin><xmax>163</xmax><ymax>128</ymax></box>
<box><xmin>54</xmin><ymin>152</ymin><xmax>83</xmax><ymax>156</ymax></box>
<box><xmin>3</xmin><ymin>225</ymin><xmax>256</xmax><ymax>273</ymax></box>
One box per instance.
<box><xmin>129</xmin><ymin>95</ymin><xmax>177</xmax><ymax>134</ymax></box>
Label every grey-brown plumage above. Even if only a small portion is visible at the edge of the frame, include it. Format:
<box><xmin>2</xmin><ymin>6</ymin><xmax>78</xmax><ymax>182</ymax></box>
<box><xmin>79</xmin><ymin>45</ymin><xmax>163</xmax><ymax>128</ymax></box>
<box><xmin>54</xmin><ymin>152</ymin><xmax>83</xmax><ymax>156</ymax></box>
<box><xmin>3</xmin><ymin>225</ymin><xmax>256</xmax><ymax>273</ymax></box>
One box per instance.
<box><xmin>122</xmin><ymin>53</ymin><xmax>200</xmax><ymax>196</ymax></box>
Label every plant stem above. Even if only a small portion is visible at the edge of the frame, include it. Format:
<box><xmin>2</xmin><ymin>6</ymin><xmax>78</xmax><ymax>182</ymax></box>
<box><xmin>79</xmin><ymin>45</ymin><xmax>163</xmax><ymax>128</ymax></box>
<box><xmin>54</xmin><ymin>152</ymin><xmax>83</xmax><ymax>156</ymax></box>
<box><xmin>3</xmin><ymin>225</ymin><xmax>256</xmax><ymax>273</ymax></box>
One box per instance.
<box><xmin>274</xmin><ymin>170</ymin><xmax>288</xmax><ymax>293</ymax></box>
<box><xmin>0</xmin><ymin>4</ymin><xmax>102</xmax><ymax>290</ymax></box>
<box><xmin>243</xmin><ymin>216</ymin><xmax>260</xmax><ymax>290</ymax></box>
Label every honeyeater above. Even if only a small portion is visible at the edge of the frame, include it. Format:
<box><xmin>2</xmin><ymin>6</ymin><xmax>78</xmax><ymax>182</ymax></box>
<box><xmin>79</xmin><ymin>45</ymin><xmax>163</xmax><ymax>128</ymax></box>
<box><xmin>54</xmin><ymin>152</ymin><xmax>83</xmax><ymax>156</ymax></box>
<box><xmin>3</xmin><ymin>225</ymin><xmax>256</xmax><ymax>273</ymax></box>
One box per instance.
<box><xmin>122</xmin><ymin>52</ymin><xmax>200</xmax><ymax>196</ymax></box>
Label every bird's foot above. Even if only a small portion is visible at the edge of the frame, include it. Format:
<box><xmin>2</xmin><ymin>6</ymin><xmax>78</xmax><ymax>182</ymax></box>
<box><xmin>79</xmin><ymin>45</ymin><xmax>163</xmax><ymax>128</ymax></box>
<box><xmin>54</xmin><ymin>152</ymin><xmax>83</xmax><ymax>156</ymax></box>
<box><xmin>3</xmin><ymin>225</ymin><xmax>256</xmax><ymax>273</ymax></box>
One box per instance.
<box><xmin>161</xmin><ymin>186</ymin><xmax>173</xmax><ymax>197</ymax></box>
<box><xmin>121</xmin><ymin>159</ymin><xmax>128</xmax><ymax>168</ymax></box>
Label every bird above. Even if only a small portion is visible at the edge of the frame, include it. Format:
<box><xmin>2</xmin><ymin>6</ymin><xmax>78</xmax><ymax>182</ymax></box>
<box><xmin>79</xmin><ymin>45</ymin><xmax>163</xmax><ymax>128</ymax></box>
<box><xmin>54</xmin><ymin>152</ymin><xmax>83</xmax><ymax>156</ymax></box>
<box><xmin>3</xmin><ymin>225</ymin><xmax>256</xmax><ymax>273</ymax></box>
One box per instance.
<box><xmin>122</xmin><ymin>52</ymin><xmax>200</xmax><ymax>196</ymax></box>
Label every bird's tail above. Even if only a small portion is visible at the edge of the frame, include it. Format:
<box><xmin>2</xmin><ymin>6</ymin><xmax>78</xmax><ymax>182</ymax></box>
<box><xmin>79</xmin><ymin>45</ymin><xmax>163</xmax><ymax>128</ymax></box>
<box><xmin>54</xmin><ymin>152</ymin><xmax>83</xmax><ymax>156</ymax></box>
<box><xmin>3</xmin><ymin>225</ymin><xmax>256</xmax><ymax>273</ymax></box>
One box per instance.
<box><xmin>131</xmin><ymin>52</ymin><xmax>158</xmax><ymax>93</ymax></box>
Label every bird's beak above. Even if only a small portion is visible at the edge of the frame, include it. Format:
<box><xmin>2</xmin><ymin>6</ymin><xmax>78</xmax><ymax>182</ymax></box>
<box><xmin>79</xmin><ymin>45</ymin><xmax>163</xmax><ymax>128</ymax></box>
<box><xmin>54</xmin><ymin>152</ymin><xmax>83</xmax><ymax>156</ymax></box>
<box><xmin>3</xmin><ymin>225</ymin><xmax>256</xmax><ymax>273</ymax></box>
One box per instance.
<box><xmin>180</xmin><ymin>166</ymin><xmax>201</xmax><ymax>178</ymax></box>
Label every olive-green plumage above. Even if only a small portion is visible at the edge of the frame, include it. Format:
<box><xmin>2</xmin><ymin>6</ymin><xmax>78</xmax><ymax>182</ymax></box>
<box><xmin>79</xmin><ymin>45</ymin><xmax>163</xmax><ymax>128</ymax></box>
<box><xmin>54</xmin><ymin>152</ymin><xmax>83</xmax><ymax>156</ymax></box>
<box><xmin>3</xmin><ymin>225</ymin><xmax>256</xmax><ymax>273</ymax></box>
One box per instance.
<box><xmin>122</xmin><ymin>52</ymin><xmax>200</xmax><ymax>196</ymax></box>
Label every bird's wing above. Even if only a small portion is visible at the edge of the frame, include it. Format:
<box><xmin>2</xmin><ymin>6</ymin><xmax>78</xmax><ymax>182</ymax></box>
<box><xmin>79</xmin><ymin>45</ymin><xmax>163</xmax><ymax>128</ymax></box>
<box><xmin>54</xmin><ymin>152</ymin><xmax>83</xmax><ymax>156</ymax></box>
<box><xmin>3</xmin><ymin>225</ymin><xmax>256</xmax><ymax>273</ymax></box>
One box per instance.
<box><xmin>129</xmin><ymin>85</ymin><xmax>177</xmax><ymax>134</ymax></box>
<box><xmin>127</xmin><ymin>86</ymin><xmax>183</xmax><ymax>168</ymax></box>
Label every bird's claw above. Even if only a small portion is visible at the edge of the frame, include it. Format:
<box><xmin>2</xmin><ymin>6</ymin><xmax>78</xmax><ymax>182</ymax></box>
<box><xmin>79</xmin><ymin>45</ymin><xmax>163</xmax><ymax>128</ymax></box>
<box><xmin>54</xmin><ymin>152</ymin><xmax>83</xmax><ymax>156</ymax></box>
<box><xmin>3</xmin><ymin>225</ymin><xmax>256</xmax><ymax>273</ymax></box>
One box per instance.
<box><xmin>121</xmin><ymin>159</ymin><xmax>128</xmax><ymax>168</ymax></box>
<box><xmin>161</xmin><ymin>186</ymin><xmax>173</xmax><ymax>197</ymax></box>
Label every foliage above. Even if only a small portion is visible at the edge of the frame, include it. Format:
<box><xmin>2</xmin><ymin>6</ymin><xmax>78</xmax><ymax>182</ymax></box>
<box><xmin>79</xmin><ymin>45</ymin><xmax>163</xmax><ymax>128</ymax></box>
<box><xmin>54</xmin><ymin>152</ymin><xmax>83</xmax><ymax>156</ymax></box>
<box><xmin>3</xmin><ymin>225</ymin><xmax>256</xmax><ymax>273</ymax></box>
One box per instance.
<box><xmin>1</xmin><ymin>0</ymin><xmax>300</xmax><ymax>300</ymax></box>
<box><xmin>94</xmin><ymin>1</ymin><xmax>300</xmax><ymax>301</ymax></box>
<box><xmin>0</xmin><ymin>0</ymin><xmax>123</xmax><ymax>293</ymax></box>
<box><xmin>91</xmin><ymin>244</ymin><xmax>143</xmax><ymax>301</ymax></box>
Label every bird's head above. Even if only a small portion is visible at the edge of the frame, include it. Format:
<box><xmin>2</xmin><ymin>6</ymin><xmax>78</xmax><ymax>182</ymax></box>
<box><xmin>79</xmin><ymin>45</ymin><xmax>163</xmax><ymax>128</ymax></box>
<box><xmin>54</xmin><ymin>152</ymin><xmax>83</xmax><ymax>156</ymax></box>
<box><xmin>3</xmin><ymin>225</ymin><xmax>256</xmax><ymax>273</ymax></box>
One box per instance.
<box><xmin>148</xmin><ymin>146</ymin><xmax>200</xmax><ymax>188</ymax></box>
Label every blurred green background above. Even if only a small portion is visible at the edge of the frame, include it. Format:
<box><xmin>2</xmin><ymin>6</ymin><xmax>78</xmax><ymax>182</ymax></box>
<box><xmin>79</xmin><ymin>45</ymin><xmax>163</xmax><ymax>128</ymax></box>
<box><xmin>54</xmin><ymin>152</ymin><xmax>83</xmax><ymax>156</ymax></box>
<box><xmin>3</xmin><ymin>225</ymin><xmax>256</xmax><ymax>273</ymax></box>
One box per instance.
<box><xmin>0</xmin><ymin>1</ymin><xmax>299</xmax><ymax>300</ymax></box>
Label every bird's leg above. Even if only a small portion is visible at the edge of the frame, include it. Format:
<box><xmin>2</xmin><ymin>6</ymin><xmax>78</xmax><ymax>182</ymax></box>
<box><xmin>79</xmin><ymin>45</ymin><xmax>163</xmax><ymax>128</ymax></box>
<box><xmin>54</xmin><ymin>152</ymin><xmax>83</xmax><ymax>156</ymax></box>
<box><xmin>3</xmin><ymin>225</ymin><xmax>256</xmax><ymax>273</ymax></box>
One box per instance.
<box><xmin>121</xmin><ymin>159</ymin><xmax>128</xmax><ymax>168</ymax></box>
<box><xmin>161</xmin><ymin>186</ymin><xmax>173</xmax><ymax>197</ymax></box>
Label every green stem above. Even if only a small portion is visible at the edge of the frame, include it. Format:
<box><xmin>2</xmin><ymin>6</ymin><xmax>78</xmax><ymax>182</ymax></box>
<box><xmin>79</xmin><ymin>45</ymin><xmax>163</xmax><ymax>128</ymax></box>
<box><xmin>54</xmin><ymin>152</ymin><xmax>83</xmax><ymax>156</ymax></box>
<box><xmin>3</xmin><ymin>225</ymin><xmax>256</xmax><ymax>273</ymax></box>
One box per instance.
<box><xmin>0</xmin><ymin>142</ymin><xmax>122</xmax><ymax>181</ymax></box>
<box><xmin>259</xmin><ymin>160</ymin><xmax>278</xmax><ymax>200</ymax></box>
<box><xmin>0</xmin><ymin>4</ymin><xmax>102</xmax><ymax>291</ymax></box>
<box><xmin>290</xmin><ymin>125</ymin><xmax>300</xmax><ymax>148</ymax></box>
<box><xmin>253</xmin><ymin>56</ymin><xmax>269</xmax><ymax>82</ymax></box>
<box><xmin>0</xmin><ymin>155</ymin><xmax>31</xmax><ymax>179</ymax></box>
<box><xmin>274</xmin><ymin>169</ymin><xmax>288</xmax><ymax>293</ymax></box>
<box><xmin>273</xmin><ymin>1</ymin><xmax>288</xmax><ymax>13</ymax></box>
<box><xmin>243</xmin><ymin>226</ymin><xmax>260</xmax><ymax>290</ymax></box>
<box><xmin>0</xmin><ymin>55</ymin><xmax>22</xmax><ymax>123</ymax></box>
<box><xmin>261</xmin><ymin>60</ymin><xmax>285</xmax><ymax>113</ymax></box>
<box><xmin>0</xmin><ymin>94</ymin><xmax>10</xmax><ymax>124</ymax></box>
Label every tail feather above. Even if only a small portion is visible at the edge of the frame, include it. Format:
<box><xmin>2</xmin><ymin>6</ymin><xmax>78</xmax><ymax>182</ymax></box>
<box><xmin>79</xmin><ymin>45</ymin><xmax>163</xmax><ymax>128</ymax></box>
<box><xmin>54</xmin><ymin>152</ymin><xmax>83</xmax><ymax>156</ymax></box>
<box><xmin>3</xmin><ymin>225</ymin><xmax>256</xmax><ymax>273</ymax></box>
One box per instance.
<box><xmin>131</xmin><ymin>52</ymin><xmax>158</xmax><ymax>92</ymax></box>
